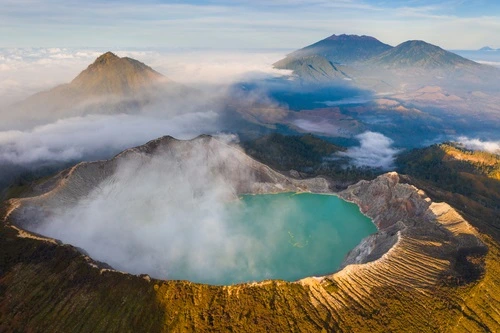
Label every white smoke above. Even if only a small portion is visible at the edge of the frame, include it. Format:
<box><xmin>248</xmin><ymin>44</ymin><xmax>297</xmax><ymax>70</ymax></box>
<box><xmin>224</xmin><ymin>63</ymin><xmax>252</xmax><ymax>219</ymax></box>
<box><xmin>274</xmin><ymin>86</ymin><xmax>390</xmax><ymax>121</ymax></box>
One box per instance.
<box><xmin>340</xmin><ymin>131</ymin><xmax>400</xmax><ymax>169</ymax></box>
<box><xmin>32</xmin><ymin>141</ymin><xmax>298</xmax><ymax>285</ymax></box>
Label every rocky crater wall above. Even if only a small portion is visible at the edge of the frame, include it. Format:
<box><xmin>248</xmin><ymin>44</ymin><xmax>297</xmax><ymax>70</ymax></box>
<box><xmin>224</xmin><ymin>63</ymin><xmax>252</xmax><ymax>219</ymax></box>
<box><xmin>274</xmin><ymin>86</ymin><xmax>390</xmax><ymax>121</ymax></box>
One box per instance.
<box><xmin>0</xmin><ymin>135</ymin><xmax>492</xmax><ymax>332</ymax></box>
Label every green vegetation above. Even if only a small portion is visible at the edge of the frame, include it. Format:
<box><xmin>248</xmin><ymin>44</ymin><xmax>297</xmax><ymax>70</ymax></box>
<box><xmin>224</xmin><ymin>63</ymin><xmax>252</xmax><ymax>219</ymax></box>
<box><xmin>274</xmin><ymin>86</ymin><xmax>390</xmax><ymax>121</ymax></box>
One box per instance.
<box><xmin>242</xmin><ymin>133</ymin><xmax>378</xmax><ymax>184</ymax></box>
<box><xmin>1</xmin><ymin>162</ymin><xmax>74</xmax><ymax>201</ymax></box>
<box><xmin>370</xmin><ymin>40</ymin><xmax>479</xmax><ymax>69</ymax></box>
<box><xmin>1</xmin><ymin>211</ymin><xmax>498</xmax><ymax>332</ymax></box>
<box><xmin>397</xmin><ymin>142</ymin><xmax>500</xmax><ymax>240</ymax></box>
<box><xmin>242</xmin><ymin>133</ymin><xmax>343</xmax><ymax>170</ymax></box>
<box><xmin>1</xmin><ymin>139</ymin><xmax>500</xmax><ymax>332</ymax></box>
<box><xmin>0</xmin><ymin>221</ymin><xmax>165</xmax><ymax>332</ymax></box>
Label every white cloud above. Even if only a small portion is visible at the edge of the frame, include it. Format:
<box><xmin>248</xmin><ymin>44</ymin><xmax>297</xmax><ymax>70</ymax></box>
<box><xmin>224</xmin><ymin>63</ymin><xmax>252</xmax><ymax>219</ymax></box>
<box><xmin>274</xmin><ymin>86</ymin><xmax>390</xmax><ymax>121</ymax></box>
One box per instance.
<box><xmin>0</xmin><ymin>48</ymin><xmax>103</xmax><ymax>105</ymax></box>
<box><xmin>143</xmin><ymin>49</ymin><xmax>291</xmax><ymax>84</ymax></box>
<box><xmin>476</xmin><ymin>60</ymin><xmax>500</xmax><ymax>67</ymax></box>
<box><xmin>292</xmin><ymin>119</ymin><xmax>340</xmax><ymax>135</ymax></box>
<box><xmin>1</xmin><ymin>0</ymin><xmax>500</xmax><ymax>49</ymax></box>
<box><xmin>0</xmin><ymin>112</ymin><xmax>219</xmax><ymax>165</ymax></box>
<box><xmin>0</xmin><ymin>48</ymin><xmax>290</xmax><ymax>105</ymax></box>
<box><xmin>339</xmin><ymin>131</ymin><xmax>400</xmax><ymax>169</ymax></box>
<box><xmin>0</xmin><ymin>46</ymin><xmax>295</xmax><ymax>171</ymax></box>
<box><xmin>457</xmin><ymin>136</ymin><xmax>500</xmax><ymax>154</ymax></box>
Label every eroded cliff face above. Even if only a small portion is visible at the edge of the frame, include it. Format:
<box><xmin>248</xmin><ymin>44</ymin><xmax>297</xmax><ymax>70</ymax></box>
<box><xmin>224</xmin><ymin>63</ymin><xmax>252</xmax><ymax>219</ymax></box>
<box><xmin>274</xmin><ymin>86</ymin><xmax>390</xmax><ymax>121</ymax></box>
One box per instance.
<box><xmin>339</xmin><ymin>172</ymin><xmax>486</xmax><ymax>283</ymax></box>
<box><xmin>0</xmin><ymin>136</ymin><xmax>497</xmax><ymax>332</ymax></box>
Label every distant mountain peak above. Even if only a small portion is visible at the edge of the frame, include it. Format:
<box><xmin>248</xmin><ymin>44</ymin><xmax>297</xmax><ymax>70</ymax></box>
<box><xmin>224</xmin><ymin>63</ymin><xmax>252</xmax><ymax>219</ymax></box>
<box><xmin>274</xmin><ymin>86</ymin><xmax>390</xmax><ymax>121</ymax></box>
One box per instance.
<box><xmin>11</xmin><ymin>52</ymin><xmax>178</xmax><ymax>122</ymax></box>
<box><xmin>400</xmin><ymin>40</ymin><xmax>431</xmax><ymax>46</ymax></box>
<box><xmin>94</xmin><ymin>51</ymin><xmax>120</xmax><ymax>62</ymax></box>
<box><xmin>99</xmin><ymin>51</ymin><xmax>118</xmax><ymax>58</ymax></box>
<box><xmin>274</xmin><ymin>35</ymin><xmax>493</xmax><ymax>82</ymax></box>
<box><xmin>370</xmin><ymin>40</ymin><xmax>480</xmax><ymax>70</ymax></box>
<box><xmin>274</xmin><ymin>33</ymin><xmax>392</xmax><ymax>76</ymax></box>
<box><xmin>325</xmin><ymin>34</ymin><xmax>379</xmax><ymax>42</ymax></box>
<box><xmin>70</xmin><ymin>52</ymin><xmax>166</xmax><ymax>95</ymax></box>
<box><xmin>85</xmin><ymin>52</ymin><xmax>121</xmax><ymax>72</ymax></box>
<box><xmin>395</xmin><ymin>40</ymin><xmax>444</xmax><ymax>53</ymax></box>
<box><xmin>479</xmin><ymin>46</ymin><xmax>495</xmax><ymax>51</ymax></box>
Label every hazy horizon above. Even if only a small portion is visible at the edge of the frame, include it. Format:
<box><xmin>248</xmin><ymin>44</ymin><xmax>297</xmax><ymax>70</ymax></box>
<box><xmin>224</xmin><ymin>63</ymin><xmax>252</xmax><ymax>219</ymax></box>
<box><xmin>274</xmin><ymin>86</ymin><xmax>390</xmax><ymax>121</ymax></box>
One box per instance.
<box><xmin>1</xmin><ymin>45</ymin><xmax>499</xmax><ymax>106</ymax></box>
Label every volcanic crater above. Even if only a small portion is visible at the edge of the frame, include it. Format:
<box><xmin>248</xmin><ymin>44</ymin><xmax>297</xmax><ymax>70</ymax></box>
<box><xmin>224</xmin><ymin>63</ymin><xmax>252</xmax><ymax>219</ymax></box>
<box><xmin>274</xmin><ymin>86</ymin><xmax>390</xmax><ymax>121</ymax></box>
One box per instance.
<box><xmin>0</xmin><ymin>135</ymin><xmax>489</xmax><ymax>332</ymax></box>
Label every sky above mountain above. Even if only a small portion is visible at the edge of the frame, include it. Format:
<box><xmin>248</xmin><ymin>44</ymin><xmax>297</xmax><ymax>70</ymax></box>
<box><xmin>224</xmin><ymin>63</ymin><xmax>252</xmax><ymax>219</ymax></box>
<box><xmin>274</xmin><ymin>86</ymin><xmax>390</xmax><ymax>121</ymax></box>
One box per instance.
<box><xmin>1</xmin><ymin>0</ymin><xmax>500</xmax><ymax>49</ymax></box>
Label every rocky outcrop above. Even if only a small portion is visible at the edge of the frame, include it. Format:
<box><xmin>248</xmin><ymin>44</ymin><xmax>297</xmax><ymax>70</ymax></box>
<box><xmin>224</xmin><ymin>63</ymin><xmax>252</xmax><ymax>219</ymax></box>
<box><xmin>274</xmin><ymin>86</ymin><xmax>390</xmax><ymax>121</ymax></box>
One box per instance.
<box><xmin>339</xmin><ymin>172</ymin><xmax>486</xmax><ymax>274</ymax></box>
<box><xmin>0</xmin><ymin>137</ymin><xmax>496</xmax><ymax>332</ymax></box>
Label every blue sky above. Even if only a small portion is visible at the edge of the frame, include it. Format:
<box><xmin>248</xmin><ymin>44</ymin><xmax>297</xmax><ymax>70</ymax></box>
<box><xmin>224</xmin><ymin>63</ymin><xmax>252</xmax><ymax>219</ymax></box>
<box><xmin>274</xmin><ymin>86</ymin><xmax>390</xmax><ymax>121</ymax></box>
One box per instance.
<box><xmin>1</xmin><ymin>0</ymin><xmax>500</xmax><ymax>49</ymax></box>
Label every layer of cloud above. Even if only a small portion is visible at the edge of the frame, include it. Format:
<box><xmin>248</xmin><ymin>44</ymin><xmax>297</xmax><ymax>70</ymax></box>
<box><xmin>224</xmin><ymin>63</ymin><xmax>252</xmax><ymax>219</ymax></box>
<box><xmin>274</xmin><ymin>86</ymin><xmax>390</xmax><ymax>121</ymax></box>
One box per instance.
<box><xmin>151</xmin><ymin>49</ymin><xmax>291</xmax><ymax>85</ymax></box>
<box><xmin>0</xmin><ymin>46</ymin><xmax>299</xmax><ymax>197</ymax></box>
<box><xmin>292</xmin><ymin>119</ymin><xmax>340</xmax><ymax>136</ymax></box>
<box><xmin>457</xmin><ymin>136</ymin><xmax>500</xmax><ymax>154</ymax></box>
<box><xmin>0</xmin><ymin>48</ymin><xmax>291</xmax><ymax>106</ymax></box>
<box><xmin>0</xmin><ymin>48</ymin><xmax>106</xmax><ymax>105</ymax></box>
<box><xmin>476</xmin><ymin>61</ymin><xmax>500</xmax><ymax>67</ymax></box>
<box><xmin>339</xmin><ymin>131</ymin><xmax>400</xmax><ymax>169</ymax></box>
<box><xmin>0</xmin><ymin>112</ymin><xmax>219</xmax><ymax>165</ymax></box>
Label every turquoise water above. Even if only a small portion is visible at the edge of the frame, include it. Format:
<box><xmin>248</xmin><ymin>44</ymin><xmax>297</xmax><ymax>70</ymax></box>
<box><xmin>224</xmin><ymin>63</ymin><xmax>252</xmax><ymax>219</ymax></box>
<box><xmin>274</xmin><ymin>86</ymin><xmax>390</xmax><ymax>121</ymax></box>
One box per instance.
<box><xmin>179</xmin><ymin>193</ymin><xmax>376</xmax><ymax>285</ymax></box>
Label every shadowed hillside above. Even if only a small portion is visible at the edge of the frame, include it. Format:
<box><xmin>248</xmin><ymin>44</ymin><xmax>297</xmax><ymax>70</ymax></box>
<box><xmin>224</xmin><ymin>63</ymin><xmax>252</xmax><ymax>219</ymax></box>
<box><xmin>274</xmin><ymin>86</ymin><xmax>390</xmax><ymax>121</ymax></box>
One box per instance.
<box><xmin>274</xmin><ymin>34</ymin><xmax>392</xmax><ymax>67</ymax></box>
<box><xmin>273</xmin><ymin>34</ymin><xmax>498</xmax><ymax>85</ymax></box>
<box><xmin>241</xmin><ymin>133</ymin><xmax>378</xmax><ymax>185</ymax></box>
<box><xmin>370</xmin><ymin>40</ymin><xmax>482</xmax><ymax>70</ymax></box>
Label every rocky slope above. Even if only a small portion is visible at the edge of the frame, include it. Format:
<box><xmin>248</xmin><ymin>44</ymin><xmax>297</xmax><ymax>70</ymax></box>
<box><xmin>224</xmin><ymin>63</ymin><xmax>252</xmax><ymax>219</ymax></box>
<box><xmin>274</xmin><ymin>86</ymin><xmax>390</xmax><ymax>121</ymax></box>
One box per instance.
<box><xmin>70</xmin><ymin>52</ymin><xmax>166</xmax><ymax>95</ymax></box>
<box><xmin>0</xmin><ymin>136</ymin><xmax>497</xmax><ymax>332</ymax></box>
<box><xmin>274</xmin><ymin>54</ymin><xmax>355</xmax><ymax>81</ymax></box>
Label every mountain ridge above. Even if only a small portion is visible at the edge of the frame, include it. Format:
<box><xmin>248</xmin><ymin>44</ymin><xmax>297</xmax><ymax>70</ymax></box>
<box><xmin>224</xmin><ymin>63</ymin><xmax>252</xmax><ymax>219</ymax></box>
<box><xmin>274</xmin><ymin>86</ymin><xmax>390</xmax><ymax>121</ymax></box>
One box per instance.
<box><xmin>369</xmin><ymin>40</ymin><xmax>482</xmax><ymax>70</ymax></box>
<box><xmin>479</xmin><ymin>46</ymin><xmax>497</xmax><ymax>51</ymax></box>
<box><xmin>273</xmin><ymin>34</ymin><xmax>495</xmax><ymax>83</ymax></box>
<box><xmin>274</xmin><ymin>34</ymin><xmax>392</xmax><ymax>68</ymax></box>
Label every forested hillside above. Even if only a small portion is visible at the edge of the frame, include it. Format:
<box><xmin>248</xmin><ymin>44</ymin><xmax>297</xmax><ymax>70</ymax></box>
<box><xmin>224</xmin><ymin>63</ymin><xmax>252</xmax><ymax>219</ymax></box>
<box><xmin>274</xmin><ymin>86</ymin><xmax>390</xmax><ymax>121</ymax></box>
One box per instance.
<box><xmin>397</xmin><ymin>143</ymin><xmax>500</xmax><ymax>240</ymax></box>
